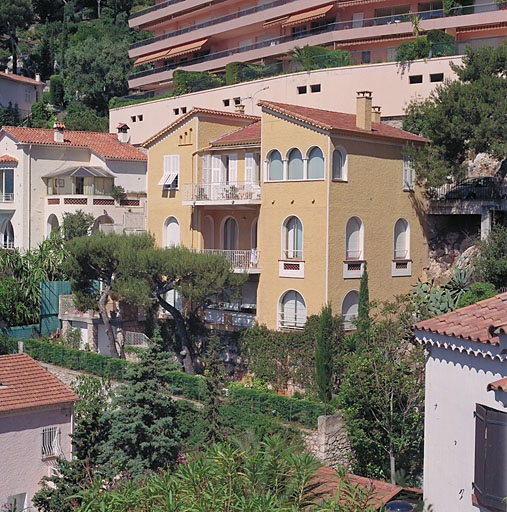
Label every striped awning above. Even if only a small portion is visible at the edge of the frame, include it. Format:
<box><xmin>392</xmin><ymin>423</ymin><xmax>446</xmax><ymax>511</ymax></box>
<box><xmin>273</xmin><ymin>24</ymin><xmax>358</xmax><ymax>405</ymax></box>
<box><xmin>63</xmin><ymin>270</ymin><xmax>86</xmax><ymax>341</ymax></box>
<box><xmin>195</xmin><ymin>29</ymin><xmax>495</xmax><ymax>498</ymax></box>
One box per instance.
<box><xmin>134</xmin><ymin>38</ymin><xmax>208</xmax><ymax>66</ymax></box>
<box><xmin>263</xmin><ymin>15</ymin><xmax>289</xmax><ymax>27</ymax></box>
<box><xmin>282</xmin><ymin>4</ymin><xmax>334</xmax><ymax>27</ymax></box>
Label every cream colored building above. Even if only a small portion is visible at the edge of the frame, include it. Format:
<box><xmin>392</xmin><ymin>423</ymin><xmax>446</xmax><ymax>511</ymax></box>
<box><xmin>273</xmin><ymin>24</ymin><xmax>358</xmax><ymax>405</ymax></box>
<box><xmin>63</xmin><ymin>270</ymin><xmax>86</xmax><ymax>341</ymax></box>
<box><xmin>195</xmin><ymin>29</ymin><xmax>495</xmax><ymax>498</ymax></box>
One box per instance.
<box><xmin>144</xmin><ymin>93</ymin><xmax>427</xmax><ymax>330</ymax></box>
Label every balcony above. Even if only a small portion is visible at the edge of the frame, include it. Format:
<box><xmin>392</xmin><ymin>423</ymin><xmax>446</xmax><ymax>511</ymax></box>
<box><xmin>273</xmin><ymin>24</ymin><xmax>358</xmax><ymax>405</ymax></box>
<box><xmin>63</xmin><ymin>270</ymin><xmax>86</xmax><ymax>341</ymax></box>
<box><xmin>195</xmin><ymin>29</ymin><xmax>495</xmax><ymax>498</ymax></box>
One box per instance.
<box><xmin>182</xmin><ymin>182</ymin><xmax>261</xmax><ymax>205</ymax></box>
<box><xmin>343</xmin><ymin>252</ymin><xmax>365</xmax><ymax>279</ymax></box>
<box><xmin>0</xmin><ymin>193</ymin><xmax>13</xmax><ymax>202</ymax></box>
<box><xmin>198</xmin><ymin>249</ymin><xmax>261</xmax><ymax>273</ymax></box>
<box><xmin>205</xmin><ymin>307</ymin><xmax>256</xmax><ymax>329</ymax></box>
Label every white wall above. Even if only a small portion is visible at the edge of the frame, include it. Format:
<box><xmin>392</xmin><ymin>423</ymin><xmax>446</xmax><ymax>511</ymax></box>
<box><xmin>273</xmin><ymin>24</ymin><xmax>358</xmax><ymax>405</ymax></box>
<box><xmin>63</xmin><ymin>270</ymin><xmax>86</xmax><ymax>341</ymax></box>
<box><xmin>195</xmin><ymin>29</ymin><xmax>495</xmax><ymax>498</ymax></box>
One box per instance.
<box><xmin>0</xmin><ymin>76</ymin><xmax>44</xmax><ymax>117</ymax></box>
<box><xmin>422</xmin><ymin>334</ymin><xmax>507</xmax><ymax>512</ymax></box>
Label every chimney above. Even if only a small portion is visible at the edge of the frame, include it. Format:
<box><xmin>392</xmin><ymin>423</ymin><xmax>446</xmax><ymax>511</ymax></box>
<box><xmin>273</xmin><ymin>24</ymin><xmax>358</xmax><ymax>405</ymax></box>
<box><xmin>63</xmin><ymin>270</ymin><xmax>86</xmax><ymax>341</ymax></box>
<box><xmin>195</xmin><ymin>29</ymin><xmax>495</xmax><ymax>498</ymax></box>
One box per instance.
<box><xmin>53</xmin><ymin>121</ymin><xmax>65</xmax><ymax>143</ymax></box>
<box><xmin>235</xmin><ymin>104</ymin><xmax>245</xmax><ymax>114</ymax></box>
<box><xmin>356</xmin><ymin>91</ymin><xmax>373</xmax><ymax>131</ymax></box>
<box><xmin>371</xmin><ymin>105</ymin><xmax>381</xmax><ymax>124</ymax></box>
<box><xmin>116</xmin><ymin>123</ymin><xmax>130</xmax><ymax>144</ymax></box>
<box><xmin>35</xmin><ymin>73</ymin><xmax>41</xmax><ymax>82</ymax></box>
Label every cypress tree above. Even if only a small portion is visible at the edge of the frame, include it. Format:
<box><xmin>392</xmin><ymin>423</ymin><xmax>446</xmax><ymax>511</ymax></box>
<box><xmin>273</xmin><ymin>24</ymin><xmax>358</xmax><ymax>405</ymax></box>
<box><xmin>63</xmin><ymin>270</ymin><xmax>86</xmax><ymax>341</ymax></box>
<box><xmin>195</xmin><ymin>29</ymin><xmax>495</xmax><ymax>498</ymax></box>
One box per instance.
<box><xmin>315</xmin><ymin>304</ymin><xmax>334</xmax><ymax>403</ymax></box>
<box><xmin>357</xmin><ymin>263</ymin><xmax>370</xmax><ymax>332</ymax></box>
<box><xmin>204</xmin><ymin>333</ymin><xmax>225</xmax><ymax>443</ymax></box>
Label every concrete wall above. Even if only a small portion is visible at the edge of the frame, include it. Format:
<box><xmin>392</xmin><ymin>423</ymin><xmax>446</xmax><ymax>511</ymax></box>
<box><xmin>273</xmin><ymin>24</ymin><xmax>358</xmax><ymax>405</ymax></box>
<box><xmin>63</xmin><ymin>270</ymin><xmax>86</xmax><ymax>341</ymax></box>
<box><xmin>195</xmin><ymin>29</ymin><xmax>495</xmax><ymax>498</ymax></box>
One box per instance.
<box><xmin>112</xmin><ymin>56</ymin><xmax>462</xmax><ymax>145</ymax></box>
<box><xmin>420</xmin><ymin>333</ymin><xmax>507</xmax><ymax>512</ymax></box>
<box><xmin>0</xmin><ymin>405</ymin><xmax>74</xmax><ymax>509</ymax></box>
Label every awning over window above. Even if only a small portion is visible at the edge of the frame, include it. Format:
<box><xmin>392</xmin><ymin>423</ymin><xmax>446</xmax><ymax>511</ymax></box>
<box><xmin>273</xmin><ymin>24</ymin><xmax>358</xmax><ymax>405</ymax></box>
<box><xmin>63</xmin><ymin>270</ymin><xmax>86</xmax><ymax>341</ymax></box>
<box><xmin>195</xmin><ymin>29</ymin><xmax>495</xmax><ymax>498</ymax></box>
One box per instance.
<box><xmin>43</xmin><ymin>166</ymin><xmax>115</xmax><ymax>178</ymax></box>
<box><xmin>134</xmin><ymin>38</ymin><xmax>208</xmax><ymax>66</ymax></box>
<box><xmin>263</xmin><ymin>15</ymin><xmax>289</xmax><ymax>27</ymax></box>
<box><xmin>158</xmin><ymin>171</ymin><xmax>178</xmax><ymax>186</ymax></box>
<box><xmin>281</xmin><ymin>4</ymin><xmax>334</xmax><ymax>27</ymax></box>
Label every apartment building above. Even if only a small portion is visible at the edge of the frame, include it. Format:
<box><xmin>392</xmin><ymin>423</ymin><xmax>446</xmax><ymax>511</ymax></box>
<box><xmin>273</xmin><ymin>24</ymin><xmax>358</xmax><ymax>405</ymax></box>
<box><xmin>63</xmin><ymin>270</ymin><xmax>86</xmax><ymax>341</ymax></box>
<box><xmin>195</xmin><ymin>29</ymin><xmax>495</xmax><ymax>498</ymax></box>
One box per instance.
<box><xmin>143</xmin><ymin>92</ymin><xmax>427</xmax><ymax>330</ymax></box>
<box><xmin>0</xmin><ymin>123</ymin><xmax>147</xmax><ymax>251</ymax></box>
<box><xmin>128</xmin><ymin>0</ymin><xmax>506</xmax><ymax>93</ymax></box>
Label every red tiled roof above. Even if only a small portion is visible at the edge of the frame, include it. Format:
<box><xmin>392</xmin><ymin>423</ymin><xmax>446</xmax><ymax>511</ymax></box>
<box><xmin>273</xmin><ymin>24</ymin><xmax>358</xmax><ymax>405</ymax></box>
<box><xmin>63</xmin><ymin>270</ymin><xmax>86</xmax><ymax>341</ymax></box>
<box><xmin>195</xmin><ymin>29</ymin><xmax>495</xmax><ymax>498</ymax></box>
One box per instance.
<box><xmin>0</xmin><ymin>353</ymin><xmax>79</xmax><ymax>413</ymax></box>
<box><xmin>0</xmin><ymin>154</ymin><xmax>17</xmax><ymax>163</ymax></box>
<box><xmin>258</xmin><ymin>100</ymin><xmax>427</xmax><ymax>143</ymax></box>
<box><xmin>0</xmin><ymin>71</ymin><xmax>44</xmax><ymax>86</ymax></box>
<box><xmin>487</xmin><ymin>377</ymin><xmax>507</xmax><ymax>392</ymax></box>
<box><xmin>414</xmin><ymin>292</ymin><xmax>507</xmax><ymax>346</ymax></box>
<box><xmin>1</xmin><ymin>126</ymin><xmax>147</xmax><ymax>161</ymax></box>
<box><xmin>313</xmin><ymin>467</ymin><xmax>408</xmax><ymax>509</ymax></box>
<box><xmin>211</xmin><ymin>121</ymin><xmax>261</xmax><ymax>146</ymax></box>
<box><xmin>142</xmin><ymin>108</ymin><xmax>260</xmax><ymax>147</ymax></box>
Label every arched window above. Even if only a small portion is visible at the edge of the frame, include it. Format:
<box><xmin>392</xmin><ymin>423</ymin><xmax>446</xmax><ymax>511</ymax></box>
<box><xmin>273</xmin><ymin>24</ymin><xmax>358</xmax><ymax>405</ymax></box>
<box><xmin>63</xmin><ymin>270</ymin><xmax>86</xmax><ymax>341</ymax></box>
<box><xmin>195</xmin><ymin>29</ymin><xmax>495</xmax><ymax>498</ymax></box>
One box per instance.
<box><xmin>332</xmin><ymin>147</ymin><xmax>346</xmax><ymax>180</ymax></box>
<box><xmin>287</xmin><ymin>148</ymin><xmax>303</xmax><ymax>180</ymax></box>
<box><xmin>279</xmin><ymin>290</ymin><xmax>307</xmax><ymax>330</ymax></box>
<box><xmin>307</xmin><ymin>147</ymin><xmax>324</xmax><ymax>179</ymax></box>
<box><xmin>342</xmin><ymin>290</ymin><xmax>359</xmax><ymax>330</ymax></box>
<box><xmin>283</xmin><ymin>216</ymin><xmax>303</xmax><ymax>259</ymax></box>
<box><xmin>394</xmin><ymin>218</ymin><xmax>410</xmax><ymax>259</ymax></box>
<box><xmin>2</xmin><ymin>220</ymin><xmax>14</xmax><ymax>249</ymax></box>
<box><xmin>345</xmin><ymin>216</ymin><xmax>363</xmax><ymax>260</ymax></box>
<box><xmin>47</xmin><ymin>214</ymin><xmax>59</xmax><ymax>237</ymax></box>
<box><xmin>267</xmin><ymin>150</ymin><xmax>283</xmax><ymax>181</ymax></box>
<box><xmin>163</xmin><ymin>216</ymin><xmax>180</xmax><ymax>248</ymax></box>
<box><xmin>223</xmin><ymin>217</ymin><xmax>238</xmax><ymax>250</ymax></box>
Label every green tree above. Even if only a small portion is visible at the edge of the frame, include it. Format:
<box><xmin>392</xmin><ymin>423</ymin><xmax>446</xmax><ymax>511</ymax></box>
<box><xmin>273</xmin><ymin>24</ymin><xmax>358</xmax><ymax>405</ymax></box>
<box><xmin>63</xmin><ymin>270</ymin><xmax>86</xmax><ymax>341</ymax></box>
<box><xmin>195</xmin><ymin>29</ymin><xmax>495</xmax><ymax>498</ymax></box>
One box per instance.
<box><xmin>64</xmin><ymin>101</ymin><xmax>108</xmax><ymax>131</ymax></box>
<box><xmin>456</xmin><ymin>281</ymin><xmax>497</xmax><ymax>308</ymax></box>
<box><xmin>315</xmin><ymin>304</ymin><xmax>334</xmax><ymax>403</ymax></box>
<box><xmin>0</xmin><ymin>277</ymin><xmax>31</xmax><ymax>327</ymax></box>
<box><xmin>99</xmin><ymin>342</ymin><xmax>181</xmax><ymax>478</ymax></box>
<box><xmin>403</xmin><ymin>44</ymin><xmax>507</xmax><ymax>186</ymax></box>
<box><xmin>203</xmin><ymin>333</ymin><xmax>225</xmax><ymax>443</ymax></box>
<box><xmin>0</xmin><ymin>0</ymin><xmax>33</xmax><ymax>74</ymax></box>
<box><xmin>0</xmin><ymin>102</ymin><xmax>22</xmax><ymax>126</ymax></box>
<box><xmin>28</xmin><ymin>99</ymin><xmax>54</xmax><ymax>128</ymax></box>
<box><xmin>338</xmin><ymin>298</ymin><xmax>424</xmax><ymax>484</ymax></box>
<box><xmin>475</xmin><ymin>224</ymin><xmax>507</xmax><ymax>290</ymax></box>
<box><xmin>357</xmin><ymin>263</ymin><xmax>370</xmax><ymax>332</ymax></box>
<box><xmin>62</xmin><ymin>209</ymin><xmax>95</xmax><ymax>240</ymax></box>
<box><xmin>49</xmin><ymin>74</ymin><xmax>65</xmax><ymax>106</ymax></box>
<box><xmin>64</xmin><ymin>233</ymin><xmax>156</xmax><ymax>357</ymax></box>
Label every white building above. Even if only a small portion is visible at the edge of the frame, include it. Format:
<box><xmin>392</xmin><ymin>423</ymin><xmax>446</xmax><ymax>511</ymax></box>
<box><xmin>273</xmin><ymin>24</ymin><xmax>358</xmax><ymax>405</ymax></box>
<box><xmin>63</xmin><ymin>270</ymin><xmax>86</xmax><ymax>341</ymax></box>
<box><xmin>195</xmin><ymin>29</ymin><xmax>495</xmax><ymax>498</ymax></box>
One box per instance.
<box><xmin>0</xmin><ymin>123</ymin><xmax>147</xmax><ymax>250</ymax></box>
<box><xmin>0</xmin><ymin>72</ymin><xmax>45</xmax><ymax>118</ymax></box>
<box><xmin>414</xmin><ymin>293</ymin><xmax>507</xmax><ymax>512</ymax></box>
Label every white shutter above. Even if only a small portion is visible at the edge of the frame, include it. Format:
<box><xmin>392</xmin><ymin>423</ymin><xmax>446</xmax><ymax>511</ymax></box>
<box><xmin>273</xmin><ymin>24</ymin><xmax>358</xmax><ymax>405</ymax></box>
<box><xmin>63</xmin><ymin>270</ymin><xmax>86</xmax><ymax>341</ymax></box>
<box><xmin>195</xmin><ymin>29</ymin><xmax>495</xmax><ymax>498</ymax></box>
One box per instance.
<box><xmin>202</xmin><ymin>154</ymin><xmax>211</xmax><ymax>184</ymax></box>
<box><xmin>228</xmin><ymin>153</ymin><xmax>238</xmax><ymax>185</ymax></box>
<box><xmin>212</xmin><ymin>155</ymin><xmax>222</xmax><ymax>183</ymax></box>
<box><xmin>245</xmin><ymin>153</ymin><xmax>254</xmax><ymax>184</ymax></box>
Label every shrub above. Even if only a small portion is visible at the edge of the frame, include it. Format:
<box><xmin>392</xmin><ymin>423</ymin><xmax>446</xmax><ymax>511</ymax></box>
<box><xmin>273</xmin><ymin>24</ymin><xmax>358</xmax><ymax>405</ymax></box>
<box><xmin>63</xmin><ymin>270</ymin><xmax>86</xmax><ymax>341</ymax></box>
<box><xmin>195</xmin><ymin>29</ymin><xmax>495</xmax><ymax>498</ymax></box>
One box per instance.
<box><xmin>173</xmin><ymin>69</ymin><xmax>225</xmax><ymax>96</ymax></box>
<box><xmin>49</xmin><ymin>74</ymin><xmax>65</xmax><ymax>106</ymax></box>
<box><xmin>456</xmin><ymin>282</ymin><xmax>497</xmax><ymax>308</ymax></box>
<box><xmin>225</xmin><ymin>62</ymin><xmax>246</xmax><ymax>85</ymax></box>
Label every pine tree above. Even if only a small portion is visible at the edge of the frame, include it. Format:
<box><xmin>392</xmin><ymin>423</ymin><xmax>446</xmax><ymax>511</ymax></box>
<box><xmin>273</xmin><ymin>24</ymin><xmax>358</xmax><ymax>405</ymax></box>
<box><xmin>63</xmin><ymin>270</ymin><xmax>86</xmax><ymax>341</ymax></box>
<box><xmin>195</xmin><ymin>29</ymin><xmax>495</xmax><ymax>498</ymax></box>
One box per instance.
<box><xmin>315</xmin><ymin>304</ymin><xmax>334</xmax><ymax>403</ymax></box>
<box><xmin>203</xmin><ymin>333</ymin><xmax>225</xmax><ymax>443</ymax></box>
<box><xmin>357</xmin><ymin>263</ymin><xmax>370</xmax><ymax>332</ymax></box>
<box><xmin>99</xmin><ymin>331</ymin><xmax>181</xmax><ymax>478</ymax></box>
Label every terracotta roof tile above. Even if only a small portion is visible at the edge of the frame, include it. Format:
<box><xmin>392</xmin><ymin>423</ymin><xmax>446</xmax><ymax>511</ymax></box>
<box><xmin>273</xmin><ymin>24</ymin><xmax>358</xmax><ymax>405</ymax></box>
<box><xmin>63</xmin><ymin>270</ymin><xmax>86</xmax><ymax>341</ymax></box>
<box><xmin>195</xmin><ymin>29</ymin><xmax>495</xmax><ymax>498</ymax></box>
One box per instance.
<box><xmin>0</xmin><ymin>154</ymin><xmax>17</xmax><ymax>163</ymax></box>
<box><xmin>211</xmin><ymin>121</ymin><xmax>261</xmax><ymax>146</ymax></box>
<box><xmin>258</xmin><ymin>100</ymin><xmax>428</xmax><ymax>143</ymax></box>
<box><xmin>0</xmin><ymin>71</ymin><xmax>44</xmax><ymax>86</ymax></box>
<box><xmin>142</xmin><ymin>108</ymin><xmax>260</xmax><ymax>147</ymax></box>
<box><xmin>414</xmin><ymin>292</ymin><xmax>507</xmax><ymax>345</ymax></box>
<box><xmin>487</xmin><ymin>377</ymin><xmax>507</xmax><ymax>392</ymax></box>
<box><xmin>1</xmin><ymin>126</ymin><xmax>146</xmax><ymax>161</ymax></box>
<box><xmin>0</xmin><ymin>353</ymin><xmax>79</xmax><ymax>413</ymax></box>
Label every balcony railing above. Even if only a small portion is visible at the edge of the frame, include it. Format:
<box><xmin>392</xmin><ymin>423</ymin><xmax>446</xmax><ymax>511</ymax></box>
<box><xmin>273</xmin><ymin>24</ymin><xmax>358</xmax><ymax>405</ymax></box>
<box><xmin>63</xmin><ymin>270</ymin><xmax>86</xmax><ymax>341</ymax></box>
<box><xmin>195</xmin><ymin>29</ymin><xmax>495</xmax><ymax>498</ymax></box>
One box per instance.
<box><xmin>199</xmin><ymin>249</ymin><xmax>260</xmax><ymax>272</ymax></box>
<box><xmin>1</xmin><ymin>241</ymin><xmax>14</xmax><ymax>249</ymax></box>
<box><xmin>342</xmin><ymin>314</ymin><xmax>357</xmax><ymax>331</ymax></box>
<box><xmin>427</xmin><ymin>179</ymin><xmax>507</xmax><ymax>202</ymax></box>
<box><xmin>279</xmin><ymin>313</ymin><xmax>306</xmax><ymax>331</ymax></box>
<box><xmin>394</xmin><ymin>249</ymin><xmax>409</xmax><ymax>260</ymax></box>
<box><xmin>0</xmin><ymin>193</ymin><xmax>14</xmax><ymax>202</ymax></box>
<box><xmin>129</xmin><ymin>3</ymin><xmax>500</xmax><ymax>81</ymax></box>
<box><xmin>130</xmin><ymin>0</ymin><xmax>192</xmax><ymax>20</ymax></box>
<box><xmin>183</xmin><ymin>182</ymin><xmax>261</xmax><ymax>202</ymax></box>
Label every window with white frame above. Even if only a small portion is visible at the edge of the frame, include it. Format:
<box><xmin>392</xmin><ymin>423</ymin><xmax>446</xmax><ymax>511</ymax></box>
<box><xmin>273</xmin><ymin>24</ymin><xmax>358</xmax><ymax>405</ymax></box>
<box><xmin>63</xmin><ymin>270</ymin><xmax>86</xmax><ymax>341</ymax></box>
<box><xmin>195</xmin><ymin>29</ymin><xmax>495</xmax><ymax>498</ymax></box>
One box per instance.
<box><xmin>7</xmin><ymin>493</ymin><xmax>27</xmax><ymax>512</ymax></box>
<box><xmin>2</xmin><ymin>220</ymin><xmax>14</xmax><ymax>249</ymax></box>
<box><xmin>283</xmin><ymin>216</ymin><xmax>303</xmax><ymax>259</ymax></box>
<box><xmin>345</xmin><ymin>216</ymin><xmax>363</xmax><ymax>260</ymax></box>
<box><xmin>332</xmin><ymin>148</ymin><xmax>346</xmax><ymax>180</ymax></box>
<box><xmin>159</xmin><ymin>155</ymin><xmax>180</xmax><ymax>189</ymax></box>
<box><xmin>394</xmin><ymin>218</ymin><xmax>410</xmax><ymax>259</ymax></box>
<box><xmin>163</xmin><ymin>216</ymin><xmax>180</xmax><ymax>248</ymax></box>
<box><xmin>41</xmin><ymin>426</ymin><xmax>60</xmax><ymax>457</ymax></box>
<box><xmin>307</xmin><ymin>147</ymin><xmax>324</xmax><ymax>179</ymax></box>
<box><xmin>223</xmin><ymin>217</ymin><xmax>238</xmax><ymax>250</ymax></box>
<box><xmin>279</xmin><ymin>290</ymin><xmax>306</xmax><ymax>330</ymax></box>
<box><xmin>287</xmin><ymin>148</ymin><xmax>303</xmax><ymax>180</ymax></box>
<box><xmin>402</xmin><ymin>154</ymin><xmax>415</xmax><ymax>191</ymax></box>
<box><xmin>267</xmin><ymin>150</ymin><xmax>283</xmax><ymax>180</ymax></box>
<box><xmin>341</xmin><ymin>290</ymin><xmax>359</xmax><ymax>330</ymax></box>
<box><xmin>0</xmin><ymin>168</ymin><xmax>14</xmax><ymax>200</ymax></box>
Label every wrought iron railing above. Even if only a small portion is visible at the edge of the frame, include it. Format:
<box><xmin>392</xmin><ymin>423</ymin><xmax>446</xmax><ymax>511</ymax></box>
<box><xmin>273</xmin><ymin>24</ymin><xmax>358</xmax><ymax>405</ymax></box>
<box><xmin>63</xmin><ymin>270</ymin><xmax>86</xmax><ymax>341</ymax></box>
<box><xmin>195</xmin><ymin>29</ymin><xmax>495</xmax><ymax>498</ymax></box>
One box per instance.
<box><xmin>394</xmin><ymin>249</ymin><xmax>409</xmax><ymax>260</ymax></box>
<box><xmin>0</xmin><ymin>193</ymin><xmax>14</xmax><ymax>202</ymax></box>
<box><xmin>427</xmin><ymin>179</ymin><xmax>507</xmax><ymax>202</ymax></box>
<box><xmin>124</xmin><ymin>331</ymin><xmax>150</xmax><ymax>346</ymax></box>
<box><xmin>342</xmin><ymin>314</ymin><xmax>357</xmax><ymax>331</ymax></box>
<box><xmin>42</xmin><ymin>426</ymin><xmax>61</xmax><ymax>458</ymax></box>
<box><xmin>199</xmin><ymin>249</ymin><xmax>260</xmax><ymax>271</ymax></box>
<box><xmin>184</xmin><ymin>182</ymin><xmax>261</xmax><ymax>202</ymax></box>
<box><xmin>279</xmin><ymin>312</ymin><xmax>306</xmax><ymax>330</ymax></box>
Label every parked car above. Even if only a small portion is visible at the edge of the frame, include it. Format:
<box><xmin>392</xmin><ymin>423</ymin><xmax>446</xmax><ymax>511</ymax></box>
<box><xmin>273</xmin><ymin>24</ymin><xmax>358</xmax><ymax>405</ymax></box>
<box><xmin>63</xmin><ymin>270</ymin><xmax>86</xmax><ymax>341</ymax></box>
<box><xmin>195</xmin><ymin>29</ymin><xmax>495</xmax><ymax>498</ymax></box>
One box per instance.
<box><xmin>444</xmin><ymin>176</ymin><xmax>501</xmax><ymax>200</ymax></box>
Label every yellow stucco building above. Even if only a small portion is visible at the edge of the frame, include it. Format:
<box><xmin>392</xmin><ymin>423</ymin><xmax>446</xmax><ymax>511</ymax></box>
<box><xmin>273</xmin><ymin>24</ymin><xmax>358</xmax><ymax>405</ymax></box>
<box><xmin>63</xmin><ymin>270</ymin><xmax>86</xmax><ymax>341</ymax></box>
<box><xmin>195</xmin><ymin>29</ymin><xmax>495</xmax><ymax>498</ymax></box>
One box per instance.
<box><xmin>143</xmin><ymin>93</ymin><xmax>427</xmax><ymax>331</ymax></box>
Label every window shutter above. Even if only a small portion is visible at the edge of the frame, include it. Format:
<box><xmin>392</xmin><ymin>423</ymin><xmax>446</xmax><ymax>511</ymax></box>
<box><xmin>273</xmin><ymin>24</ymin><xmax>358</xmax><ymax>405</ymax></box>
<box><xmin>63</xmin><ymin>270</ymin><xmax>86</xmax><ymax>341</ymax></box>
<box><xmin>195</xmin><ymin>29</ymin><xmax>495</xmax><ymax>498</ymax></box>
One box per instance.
<box><xmin>228</xmin><ymin>153</ymin><xmax>238</xmax><ymax>185</ymax></box>
<box><xmin>474</xmin><ymin>404</ymin><xmax>487</xmax><ymax>500</ymax></box>
<box><xmin>164</xmin><ymin>155</ymin><xmax>171</xmax><ymax>174</ymax></box>
<box><xmin>212</xmin><ymin>155</ymin><xmax>222</xmax><ymax>183</ymax></box>
<box><xmin>202</xmin><ymin>154</ymin><xmax>211</xmax><ymax>184</ymax></box>
<box><xmin>245</xmin><ymin>153</ymin><xmax>254</xmax><ymax>184</ymax></box>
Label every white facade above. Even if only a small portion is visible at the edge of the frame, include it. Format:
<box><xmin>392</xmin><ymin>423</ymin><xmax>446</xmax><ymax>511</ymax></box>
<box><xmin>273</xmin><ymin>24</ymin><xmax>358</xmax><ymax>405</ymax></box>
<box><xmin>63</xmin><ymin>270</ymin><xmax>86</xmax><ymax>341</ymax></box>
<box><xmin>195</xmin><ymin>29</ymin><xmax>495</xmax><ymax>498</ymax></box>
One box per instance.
<box><xmin>416</xmin><ymin>328</ymin><xmax>507</xmax><ymax>512</ymax></box>
<box><xmin>0</xmin><ymin>72</ymin><xmax>44</xmax><ymax>118</ymax></box>
<box><xmin>0</xmin><ymin>129</ymin><xmax>147</xmax><ymax>250</ymax></box>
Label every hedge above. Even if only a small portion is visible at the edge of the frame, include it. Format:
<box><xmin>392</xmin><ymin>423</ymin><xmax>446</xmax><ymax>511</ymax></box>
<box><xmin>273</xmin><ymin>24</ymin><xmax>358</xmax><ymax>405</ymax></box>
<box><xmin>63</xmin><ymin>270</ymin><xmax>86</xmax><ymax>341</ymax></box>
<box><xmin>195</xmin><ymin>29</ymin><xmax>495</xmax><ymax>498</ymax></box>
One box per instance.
<box><xmin>165</xmin><ymin>371</ymin><xmax>205</xmax><ymax>400</ymax></box>
<box><xmin>173</xmin><ymin>69</ymin><xmax>225</xmax><ymax>96</ymax></box>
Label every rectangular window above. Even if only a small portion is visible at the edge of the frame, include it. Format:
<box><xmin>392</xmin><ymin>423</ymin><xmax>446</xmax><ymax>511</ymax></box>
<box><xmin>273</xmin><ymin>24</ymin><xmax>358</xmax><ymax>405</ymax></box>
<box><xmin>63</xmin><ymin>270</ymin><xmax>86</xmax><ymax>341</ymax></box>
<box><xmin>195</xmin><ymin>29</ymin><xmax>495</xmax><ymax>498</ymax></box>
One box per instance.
<box><xmin>233</xmin><ymin>97</ymin><xmax>241</xmax><ymax>105</ymax></box>
<box><xmin>173</xmin><ymin>108</ymin><xmax>179</xmax><ymax>115</ymax></box>
<box><xmin>361</xmin><ymin>51</ymin><xmax>371</xmax><ymax>64</ymax></box>
<box><xmin>159</xmin><ymin>155</ymin><xmax>180</xmax><ymax>189</ymax></box>
<box><xmin>403</xmin><ymin>155</ymin><xmax>415</xmax><ymax>191</ymax></box>
<box><xmin>430</xmin><ymin>72</ymin><xmax>444</xmax><ymax>82</ymax></box>
<box><xmin>409</xmin><ymin>74</ymin><xmax>423</xmax><ymax>84</ymax></box>
<box><xmin>310</xmin><ymin>84</ymin><xmax>321</xmax><ymax>93</ymax></box>
<box><xmin>95</xmin><ymin>178</ymin><xmax>113</xmax><ymax>196</ymax></box>
<box><xmin>0</xmin><ymin>169</ymin><xmax>14</xmax><ymax>199</ymax></box>
<box><xmin>137</xmin><ymin>114</ymin><xmax>143</xmax><ymax>121</ymax></box>
<box><xmin>223</xmin><ymin>99</ymin><xmax>230</xmax><ymax>107</ymax></box>
<box><xmin>7</xmin><ymin>493</ymin><xmax>27</xmax><ymax>512</ymax></box>
<box><xmin>297</xmin><ymin>86</ymin><xmax>307</xmax><ymax>94</ymax></box>
<box><xmin>474</xmin><ymin>404</ymin><xmax>507</xmax><ymax>511</ymax></box>
<box><xmin>41</xmin><ymin>426</ymin><xmax>60</xmax><ymax>458</ymax></box>
<box><xmin>130</xmin><ymin>116</ymin><xmax>136</xmax><ymax>123</ymax></box>
<box><xmin>292</xmin><ymin>25</ymin><xmax>307</xmax><ymax>36</ymax></box>
<box><xmin>181</xmin><ymin>106</ymin><xmax>187</xmax><ymax>114</ymax></box>
<box><xmin>25</xmin><ymin>87</ymin><xmax>31</xmax><ymax>103</ymax></box>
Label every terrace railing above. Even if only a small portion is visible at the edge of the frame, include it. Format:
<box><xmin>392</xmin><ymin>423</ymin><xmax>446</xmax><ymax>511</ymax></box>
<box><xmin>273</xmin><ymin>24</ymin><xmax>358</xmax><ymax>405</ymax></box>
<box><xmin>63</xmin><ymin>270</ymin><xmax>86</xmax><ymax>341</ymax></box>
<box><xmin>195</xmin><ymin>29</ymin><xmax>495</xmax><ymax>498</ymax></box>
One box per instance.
<box><xmin>184</xmin><ymin>182</ymin><xmax>261</xmax><ymax>202</ymax></box>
